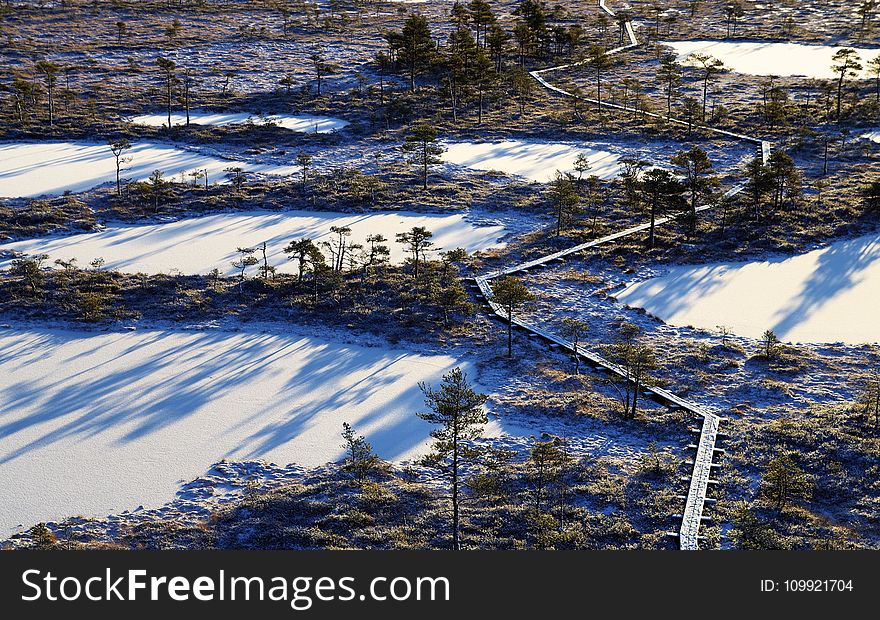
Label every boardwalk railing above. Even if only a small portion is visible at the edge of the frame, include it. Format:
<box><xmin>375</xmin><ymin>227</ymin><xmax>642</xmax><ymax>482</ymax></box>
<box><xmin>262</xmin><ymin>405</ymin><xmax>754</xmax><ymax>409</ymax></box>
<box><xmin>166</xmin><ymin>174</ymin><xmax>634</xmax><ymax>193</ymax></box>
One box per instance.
<box><xmin>473</xmin><ymin>0</ymin><xmax>778</xmax><ymax>549</ymax></box>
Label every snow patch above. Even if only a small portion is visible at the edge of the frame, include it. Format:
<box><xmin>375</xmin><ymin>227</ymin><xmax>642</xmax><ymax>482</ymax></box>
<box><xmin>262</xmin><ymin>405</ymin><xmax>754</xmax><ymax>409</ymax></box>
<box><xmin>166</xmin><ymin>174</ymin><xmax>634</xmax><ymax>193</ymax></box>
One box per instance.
<box><xmin>129</xmin><ymin>111</ymin><xmax>349</xmax><ymax>133</ymax></box>
<box><xmin>0</xmin><ymin>141</ymin><xmax>299</xmax><ymax>198</ymax></box>
<box><xmin>442</xmin><ymin>140</ymin><xmax>623</xmax><ymax>183</ymax></box>
<box><xmin>661</xmin><ymin>40</ymin><xmax>880</xmax><ymax>79</ymax></box>
<box><xmin>0</xmin><ymin>210</ymin><xmax>508</xmax><ymax>275</ymax></box>
<box><xmin>615</xmin><ymin>232</ymin><xmax>880</xmax><ymax>344</ymax></box>
<box><xmin>0</xmin><ymin>327</ymin><xmax>504</xmax><ymax>537</ymax></box>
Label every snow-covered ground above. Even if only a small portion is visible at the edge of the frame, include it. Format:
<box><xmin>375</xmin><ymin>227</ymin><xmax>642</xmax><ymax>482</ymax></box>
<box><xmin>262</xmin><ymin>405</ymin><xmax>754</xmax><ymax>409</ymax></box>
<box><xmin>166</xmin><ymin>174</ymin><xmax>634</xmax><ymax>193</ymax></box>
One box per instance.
<box><xmin>615</xmin><ymin>232</ymin><xmax>880</xmax><ymax>344</ymax></box>
<box><xmin>443</xmin><ymin>140</ymin><xmax>622</xmax><ymax>183</ymax></box>
<box><xmin>661</xmin><ymin>40</ymin><xmax>880</xmax><ymax>79</ymax></box>
<box><xmin>0</xmin><ymin>210</ymin><xmax>508</xmax><ymax>275</ymax></box>
<box><xmin>129</xmin><ymin>111</ymin><xmax>349</xmax><ymax>133</ymax></box>
<box><xmin>862</xmin><ymin>130</ymin><xmax>880</xmax><ymax>143</ymax></box>
<box><xmin>0</xmin><ymin>327</ymin><xmax>505</xmax><ymax>537</ymax></box>
<box><xmin>0</xmin><ymin>141</ymin><xmax>299</xmax><ymax>198</ymax></box>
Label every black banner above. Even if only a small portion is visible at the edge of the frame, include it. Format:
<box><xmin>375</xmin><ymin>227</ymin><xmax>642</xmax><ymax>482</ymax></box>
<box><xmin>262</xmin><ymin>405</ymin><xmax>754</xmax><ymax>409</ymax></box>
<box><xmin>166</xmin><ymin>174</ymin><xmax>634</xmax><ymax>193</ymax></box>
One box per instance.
<box><xmin>0</xmin><ymin>551</ymin><xmax>872</xmax><ymax>617</ymax></box>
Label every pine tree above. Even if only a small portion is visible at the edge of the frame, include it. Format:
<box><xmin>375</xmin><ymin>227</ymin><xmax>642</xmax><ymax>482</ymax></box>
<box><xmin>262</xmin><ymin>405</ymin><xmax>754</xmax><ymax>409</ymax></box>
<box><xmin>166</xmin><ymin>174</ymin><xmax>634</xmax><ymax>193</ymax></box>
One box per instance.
<box><xmin>548</xmin><ymin>171</ymin><xmax>579</xmax><ymax>236</ymax></box>
<box><xmin>657</xmin><ymin>53</ymin><xmax>682</xmax><ymax>120</ymax></box>
<box><xmin>395</xmin><ymin>226</ymin><xmax>434</xmax><ymax>280</ymax></box>
<box><xmin>560</xmin><ymin>317</ymin><xmax>588</xmax><ymax>374</ymax></box>
<box><xmin>398</xmin><ymin>14</ymin><xmax>435</xmax><ymax>92</ymax></box>
<box><xmin>34</xmin><ymin>60</ymin><xmax>59</xmax><ymax>126</ymax></box>
<box><xmin>418</xmin><ymin>368</ymin><xmax>488</xmax><ymax>550</ymax></box>
<box><xmin>687</xmin><ymin>52</ymin><xmax>726</xmax><ymax>122</ymax></box>
<box><xmin>831</xmin><ymin>48</ymin><xmax>863</xmax><ymax>120</ymax></box>
<box><xmin>402</xmin><ymin>124</ymin><xmax>445</xmax><ymax>190</ymax></box>
<box><xmin>156</xmin><ymin>56</ymin><xmax>177</xmax><ymax>129</ymax></box>
<box><xmin>283</xmin><ymin>238</ymin><xmax>320</xmax><ymax>284</ymax></box>
<box><xmin>108</xmin><ymin>138</ymin><xmax>132</xmax><ymax>197</ymax></box>
<box><xmin>490</xmin><ymin>276</ymin><xmax>535</xmax><ymax>357</ymax></box>
<box><xmin>670</xmin><ymin>146</ymin><xmax>718</xmax><ymax>235</ymax></box>
<box><xmin>586</xmin><ymin>44</ymin><xmax>613</xmax><ymax>112</ymax></box>
<box><xmin>760</xmin><ymin>329</ymin><xmax>781</xmax><ymax>360</ymax></box>
<box><xmin>341</xmin><ymin>422</ymin><xmax>383</xmax><ymax>482</ymax></box>
<box><xmin>761</xmin><ymin>454</ymin><xmax>812</xmax><ymax>511</ymax></box>
<box><xmin>639</xmin><ymin>168</ymin><xmax>684</xmax><ymax>248</ymax></box>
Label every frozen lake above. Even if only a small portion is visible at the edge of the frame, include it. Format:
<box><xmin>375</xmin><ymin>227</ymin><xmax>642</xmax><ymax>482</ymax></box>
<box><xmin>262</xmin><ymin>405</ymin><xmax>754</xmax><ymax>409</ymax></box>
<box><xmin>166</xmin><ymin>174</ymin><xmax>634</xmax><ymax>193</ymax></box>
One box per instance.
<box><xmin>129</xmin><ymin>111</ymin><xmax>349</xmax><ymax>133</ymax></box>
<box><xmin>0</xmin><ymin>141</ymin><xmax>298</xmax><ymax>198</ymax></box>
<box><xmin>616</xmin><ymin>232</ymin><xmax>880</xmax><ymax>344</ymax></box>
<box><xmin>443</xmin><ymin>140</ymin><xmax>623</xmax><ymax>183</ymax></box>
<box><xmin>0</xmin><ymin>327</ymin><xmax>498</xmax><ymax>536</ymax></box>
<box><xmin>661</xmin><ymin>40</ymin><xmax>880</xmax><ymax>79</ymax></box>
<box><xmin>0</xmin><ymin>210</ymin><xmax>508</xmax><ymax>275</ymax></box>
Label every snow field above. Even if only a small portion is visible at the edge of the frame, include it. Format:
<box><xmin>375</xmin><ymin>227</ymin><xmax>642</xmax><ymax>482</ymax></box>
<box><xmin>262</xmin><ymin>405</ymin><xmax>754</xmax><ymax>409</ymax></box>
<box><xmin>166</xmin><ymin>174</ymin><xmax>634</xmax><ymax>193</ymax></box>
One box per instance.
<box><xmin>616</xmin><ymin>232</ymin><xmax>880</xmax><ymax>344</ymax></box>
<box><xmin>0</xmin><ymin>327</ymin><xmax>506</xmax><ymax>536</ymax></box>
<box><xmin>129</xmin><ymin>111</ymin><xmax>349</xmax><ymax>133</ymax></box>
<box><xmin>0</xmin><ymin>210</ymin><xmax>508</xmax><ymax>275</ymax></box>
<box><xmin>442</xmin><ymin>140</ymin><xmax>623</xmax><ymax>182</ymax></box>
<box><xmin>661</xmin><ymin>40</ymin><xmax>880</xmax><ymax>80</ymax></box>
<box><xmin>0</xmin><ymin>141</ymin><xmax>300</xmax><ymax>198</ymax></box>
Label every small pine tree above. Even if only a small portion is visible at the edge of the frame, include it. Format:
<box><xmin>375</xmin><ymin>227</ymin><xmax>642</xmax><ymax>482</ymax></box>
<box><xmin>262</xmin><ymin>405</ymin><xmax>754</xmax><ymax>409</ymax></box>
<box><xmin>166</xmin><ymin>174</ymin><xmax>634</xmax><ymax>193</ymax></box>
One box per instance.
<box><xmin>490</xmin><ymin>276</ymin><xmax>535</xmax><ymax>358</ymax></box>
<box><xmin>761</xmin><ymin>453</ymin><xmax>812</xmax><ymax>511</ymax></box>
<box><xmin>560</xmin><ymin>317</ymin><xmax>589</xmax><ymax>374</ymax></box>
<box><xmin>341</xmin><ymin>422</ymin><xmax>382</xmax><ymax>482</ymax></box>
<box><xmin>760</xmin><ymin>329</ymin><xmax>781</xmax><ymax>360</ymax></box>
<box><xmin>29</xmin><ymin>523</ymin><xmax>57</xmax><ymax>549</ymax></box>
<box><xmin>418</xmin><ymin>367</ymin><xmax>488</xmax><ymax>550</ymax></box>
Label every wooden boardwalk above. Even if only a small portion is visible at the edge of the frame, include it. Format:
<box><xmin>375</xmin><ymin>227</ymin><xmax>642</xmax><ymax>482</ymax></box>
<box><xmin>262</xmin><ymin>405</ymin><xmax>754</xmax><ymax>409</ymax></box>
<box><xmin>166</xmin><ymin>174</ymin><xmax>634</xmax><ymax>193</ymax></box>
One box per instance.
<box><xmin>473</xmin><ymin>0</ymin><xmax>778</xmax><ymax>549</ymax></box>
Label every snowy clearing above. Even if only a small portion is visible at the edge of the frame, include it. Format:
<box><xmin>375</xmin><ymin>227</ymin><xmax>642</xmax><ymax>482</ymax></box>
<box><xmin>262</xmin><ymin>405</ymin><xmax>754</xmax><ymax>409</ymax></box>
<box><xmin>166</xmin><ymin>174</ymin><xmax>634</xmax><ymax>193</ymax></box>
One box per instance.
<box><xmin>442</xmin><ymin>140</ymin><xmax>622</xmax><ymax>182</ymax></box>
<box><xmin>661</xmin><ymin>40</ymin><xmax>880</xmax><ymax>79</ymax></box>
<box><xmin>0</xmin><ymin>210</ymin><xmax>508</xmax><ymax>275</ymax></box>
<box><xmin>129</xmin><ymin>111</ymin><xmax>349</xmax><ymax>133</ymax></box>
<box><xmin>0</xmin><ymin>327</ymin><xmax>505</xmax><ymax>536</ymax></box>
<box><xmin>0</xmin><ymin>141</ymin><xmax>299</xmax><ymax>198</ymax></box>
<box><xmin>863</xmin><ymin>130</ymin><xmax>880</xmax><ymax>143</ymax></box>
<box><xmin>616</xmin><ymin>232</ymin><xmax>880</xmax><ymax>344</ymax></box>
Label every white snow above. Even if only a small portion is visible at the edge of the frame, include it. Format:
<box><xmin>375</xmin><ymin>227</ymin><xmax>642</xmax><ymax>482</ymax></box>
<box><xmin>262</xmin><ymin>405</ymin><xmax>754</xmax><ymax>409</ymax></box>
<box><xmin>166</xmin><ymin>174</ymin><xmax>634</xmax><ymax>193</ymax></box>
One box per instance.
<box><xmin>862</xmin><ymin>130</ymin><xmax>880</xmax><ymax>143</ymax></box>
<box><xmin>0</xmin><ymin>210</ymin><xmax>508</xmax><ymax>275</ymax></box>
<box><xmin>661</xmin><ymin>40</ymin><xmax>880</xmax><ymax>79</ymax></box>
<box><xmin>616</xmin><ymin>232</ymin><xmax>880</xmax><ymax>344</ymax></box>
<box><xmin>442</xmin><ymin>140</ymin><xmax>623</xmax><ymax>183</ymax></box>
<box><xmin>129</xmin><ymin>111</ymin><xmax>349</xmax><ymax>133</ymax></box>
<box><xmin>0</xmin><ymin>327</ymin><xmax>509</xmax><ymax>536</ymax></box>
<box><xmin>0</xmin><ymin>141</ymin><xmax>299</xmax><ymax>199</ymax></box>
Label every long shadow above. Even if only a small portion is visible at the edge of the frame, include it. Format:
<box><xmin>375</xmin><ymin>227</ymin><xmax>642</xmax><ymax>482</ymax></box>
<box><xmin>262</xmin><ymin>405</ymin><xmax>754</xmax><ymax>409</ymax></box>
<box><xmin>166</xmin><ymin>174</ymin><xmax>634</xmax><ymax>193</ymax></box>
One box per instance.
<box><xmin>1</xmin><ymin>210</ymin><xmax>505</xmax><ymax>276</ymax></box>
<box><xmin>0</xmin><ymin>328</ymin><xmax>453</xmax><ymax>468</ymax></box>
<box><xmin>769</xmin><ymin>235</ymin><xmax>880</xmax><ymax>340</ymax></box>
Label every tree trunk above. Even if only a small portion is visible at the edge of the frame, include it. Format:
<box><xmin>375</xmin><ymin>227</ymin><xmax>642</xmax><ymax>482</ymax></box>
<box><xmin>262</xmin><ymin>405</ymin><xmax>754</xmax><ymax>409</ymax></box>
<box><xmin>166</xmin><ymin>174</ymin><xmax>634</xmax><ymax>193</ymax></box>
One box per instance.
<box><xmin>452</xmin><ymin>415</ymin><xmax>460</xmax><ymax>550</ymax></box>
<box><xmin>507</xmin><ymin>307</ymin><xmax>513</xmax><ymax>357</ymax></box>
<box><xmin>422</xmin><ymin>143</ymin><xmax>428</xmax><ymax>190</ymax></box>
<box><xmin>702</xmin><ymin>76</ymin><xmax>709</xmax><ymax>121</ymax></box>
<box><xmin>47</xmin><ymin>84</ymin><xmax>54</xmax><ymax>126</ymax></box>
<box><xmin>166</xmin><ymin>78</ymin><xmax>172</xmax><ymax>129</ymax></box>
<box><xmin>631</xmin><ymin>372</ymin><xmax>640</xmax><ymax>418</ymax></box>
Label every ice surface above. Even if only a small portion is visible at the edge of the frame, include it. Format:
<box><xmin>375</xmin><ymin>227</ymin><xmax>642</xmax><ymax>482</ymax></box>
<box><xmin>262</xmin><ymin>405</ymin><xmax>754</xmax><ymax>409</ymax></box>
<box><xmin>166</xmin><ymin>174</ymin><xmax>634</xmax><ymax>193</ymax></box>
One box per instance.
<box><xmin>616</xmin><ymin>232</ymin><xmax>880</xmax><ymax>344</ymax></box>
<box><xmin>0</xmin><ymin>327</ymin><xmax>489</xmax><ymax>535</ymax></box>
<box><xmin>661</xmin><ymin>40</ymin><xmax>880</xmax><ymax>79</ymax></box>
<box><xmin>442</xmin><ymin>140</ymin><xmax>623</xmax><ymax>183</ymax></box>
<box><xmin>0</xmin><ymin>141</ymin><xmax>299</xmax><ymax>198</ymax></box>
<box><xmin>0</xmin><ymin>210</ymin><xmax>508</xmax><ymax>274</ymax></box>
<box><xmin>129</xmin><ymin>111</ymin><xmax>349</xmax><ymax>133</ymax></box>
